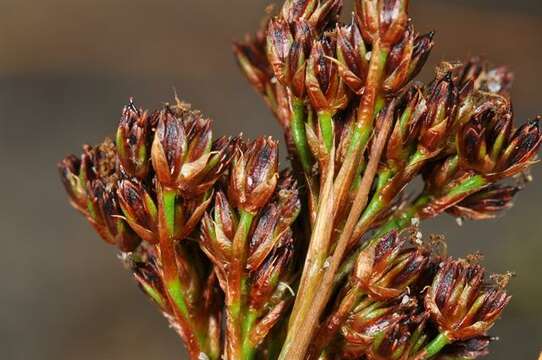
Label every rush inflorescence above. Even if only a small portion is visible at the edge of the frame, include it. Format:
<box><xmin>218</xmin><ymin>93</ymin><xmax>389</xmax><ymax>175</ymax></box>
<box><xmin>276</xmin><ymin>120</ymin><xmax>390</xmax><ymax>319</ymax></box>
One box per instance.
<box><xmin>59</xmin><ymin>1</ymin><xmax>541</xmax><ymax>359</ymax></box>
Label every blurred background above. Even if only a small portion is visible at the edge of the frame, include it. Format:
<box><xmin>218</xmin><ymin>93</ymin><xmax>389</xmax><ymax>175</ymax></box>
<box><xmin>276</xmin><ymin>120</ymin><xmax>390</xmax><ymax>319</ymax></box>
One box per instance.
<box><xmin>0</xmin><ymin>0</ymin><xmax>540</xmax><ymax>359</ymax></box>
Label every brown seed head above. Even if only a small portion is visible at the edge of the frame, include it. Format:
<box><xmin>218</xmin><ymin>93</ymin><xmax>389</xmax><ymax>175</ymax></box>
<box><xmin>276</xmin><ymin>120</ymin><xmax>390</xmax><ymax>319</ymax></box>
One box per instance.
<box><xmin>341</xmin><ymin>298</ymin><xmax>413</xmax><ymax>356</ymax></box>
<box><xmin>425</xmin><ymin>258</ymin><xmax>511</xmax><ymax>341</ymax></box>
<box><xmin>58</xmin><ymin>154</ymin><xmax>87</xmax><ymax>213</ymax></box>
<box><xmin>267</xmin><ymin>18</ymin><xmax>294</xmax><ymax>86</ymax></box>
<box><xmin>234</xmin><ymin>26</ymin><xmax>272</xmax><ymax>95</ymax></box>
<box><xmin>228</xmin><ymin>137</ymin><xmax>279</xmax><ymax>214</ymax></box>
<box><xmin>87</xmin><ymin>178</ymin><xmax>141</xmax><ymax>252</ymax></box>
<box><xmin>247</xmin><ymin>171</ymin><xmax>300</xmax><ymax>270</ymax></box>
<box><xmin>418</xmin><ymin>72</ymin><xmax>457</xmax><ymax>154</ymax></box>
<box><xmin>335</xmin><ymin>19</ymin><xmax>368</xmax><ymax>93</ymax></box>
<box><xmin>368</xmin><ymin>312</ymin><xmax>429</xmax><ymax>360</ymax></box>
<box><xmin>117</xmin><ymin>179</ymin><xmax>159</xmax><ymax>244</ymax></box>
<box><xmin>116</xmin><ymin>98</ymin><xmax>152</xmax><ymax>179</ymax></box>
<box><xmin>447</xmin><ymin>185</ymin><xmax>519</xmax><ymax>221</ymax></box>
<box><xmin>495</xmin><ymin>117</ymin><xmax>541</xmax><ymax>178</ymax></box>
<box><xmin>281</xmin><ymin>0</ymin><xmax>342</xmax><ymax>31</ymax></box>
<box><xmin>437</xmin><ymin>336</ymin><xmax>493</xmax><ymax>360</ymax></box>
<box><xmin>353</xmin><ymin>231</ymin><xmax>429</xmax><ymax>300</ymax></box>
<box><xmin>151</xmin><ymin>106</ymin><xmax>234</xmax><ymax>196</ymax></box>
<box><xmin>355</xmin><ymin>0</ymin><xmax>410</xmax><ymax>46</ymax></box>
<box><xmin>306</xmin><ymin>35</ymin><xmax>349</xmax><ymax>114</ymax></box>
<box><xmin>383</xmin><ymin>24</ymin><xmax>434</xmax><ymax>94</ymax></box>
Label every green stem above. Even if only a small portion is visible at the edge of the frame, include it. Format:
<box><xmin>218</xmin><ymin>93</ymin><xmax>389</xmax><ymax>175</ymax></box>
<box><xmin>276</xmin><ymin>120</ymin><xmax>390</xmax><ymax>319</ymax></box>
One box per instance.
<box><xmin>140</xmin><ymin>282</ymin><xmax>167</xmax><ymax>309</ymax></box>
<box><xmin>334</xmin><ymin>195</ymin><xmax>431</xmax><ymax>288</ymax></box>
<box><xmin>237</xmin><ymin>210</ymin><xmax>255</xmax><ymax>298</ymax></box>
<box><xmin>419</xmin><ymin>333</ymin><xmax>451</xmax><ymax>359</ymax></box>
<box><xmin>162</xmin><ymin>189</ymin><xmax>176</xmax><ymax>238</ymax></box>
<box><xmin>166</xmin><ymin>278</ymin><xmax>189</xmax><ymax>318</ymax></box>
<box><xmin>160</xmin><ymin>189</ymin><xmax>190</xmax><ymax>318</ymax></box>
<box><xmin>159</xmin><ymin>188</ymin><xmax>208</xmax><ymax>357</ymax></box>
<box><xmin>241</xmin><ymin>310</ymin><xmax>258</xmax><ymax>360</ymax></box>
<box><xmin>291</xmin><ymin>97</ymin><xmax>313</xmax><ymax>173</ymax></box>
<box><xmin>318</xmin><ymin>110</ymin><xmax>334</xmax><ymax>152</ymax></box>
<box><xmin>229</xmin><ymin>209</ymin><xmax>255</xmax><ymax>359</ymax></box>
<box><xmin>447</xmin><ymin>174</ymin><xmax>487</xmax><ymax>198</ymax></box>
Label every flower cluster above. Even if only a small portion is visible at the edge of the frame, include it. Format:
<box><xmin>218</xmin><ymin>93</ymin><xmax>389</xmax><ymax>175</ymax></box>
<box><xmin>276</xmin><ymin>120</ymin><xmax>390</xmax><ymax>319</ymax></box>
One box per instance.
<box><xmin>59</xmin><ymin>0</ymin><xmax>540</xmax><ymax>359</ymax></box>
<box><xmin>60</xmin><ymin>97</ymin><xmax>305</xmax><ymax>359</ymax></box>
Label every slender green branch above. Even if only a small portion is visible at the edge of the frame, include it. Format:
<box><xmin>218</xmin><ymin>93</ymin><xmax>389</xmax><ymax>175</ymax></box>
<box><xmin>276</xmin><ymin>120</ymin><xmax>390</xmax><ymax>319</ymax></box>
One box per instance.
<box><xmin>228</xmin><ymin>209</ymin><xmax>255</xmax><ymax>359</ymax></box>
<box><xmin>241</xmin><ymin>310</ymin><xmax>258</xmax><ymax>360</ymax></box>
<box><xmin>158</xmin><ymin>188</ymin><xmax>207</xmax><ymax>358</ymax></box>
<box><xmin>318</xmin><ymin>110</ymin><xmax>334</xmax><ymax>152</ymax></box>
<box><xmin>291</xmin><ymin>97</ymin><xmax>313</xmax><ymax>173</ymax></box>
<box><xmin>418</xmin><ymin>333</ymin><xmax>451</xmax><ymax>359</ymax></box>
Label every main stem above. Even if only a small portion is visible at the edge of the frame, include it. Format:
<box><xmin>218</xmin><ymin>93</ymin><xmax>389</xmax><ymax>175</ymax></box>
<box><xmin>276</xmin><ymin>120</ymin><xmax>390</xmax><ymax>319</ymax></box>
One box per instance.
<box><xmin>280</xmin><ymin>148</ymin><xmax>335</xmax><ymax>360</ymax></box>
<box><xmin>279</xmin><ymin>41</ymin><xmax>390</xmax><ymax>360</ymax></box>
<box><xmin>288</xmin><ymin>103</ymin><xmax>394</xmax><ymax>359</ymax></box>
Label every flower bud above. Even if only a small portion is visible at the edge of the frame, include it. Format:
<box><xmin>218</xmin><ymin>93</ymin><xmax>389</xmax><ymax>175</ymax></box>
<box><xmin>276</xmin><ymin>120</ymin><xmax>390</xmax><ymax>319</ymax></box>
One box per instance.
<box><xmin>267</xmin><ymin>18</ymin><xmax>294</xmax><ymax>86</ymax></box>
<box><xmin>340</xmin><ymin>298</ymin><xmax>412</xmax><ymax>356</ymax></box>
<box><xmin>418</xmin><ymin>72</ymin><xmax>457</xmax><ymax>155</ymax></box>
<box><xmin>247</xmin><ymin>171</ymin><xmax>300</xmax><ymax>270</ymax></box>
<box><xmin>281</xmin><ymin>0</ymin><xmax>318</xmax><ymax>24</ymax></box>
<box><xmin>288</xmin><ymin>21</ymin><xmax>313</xmax><ymax>98</ymax></box>
<box><xmin>383</xmin><ymin>24</ymin><xmax>434</xmax><ymax>93</ymax></box>
<box><xmin>353</xmin><ymin>231</ymin><xmax>429</xmax><ymax>300</ymax></box>
<box><xmin>117</xmin><ymin>179</ymin><xmax>159</xmax><ymax>244</ymax></box>
<box><xmin>129</xmin><ymin>246</ymin><xmax>168</xmax><ymax>309</ymax></box>
<box><xmin>306</xmin><ymin>36</ymin><xmax>349</xmax><ymax>114</ymax></box>
<box><xmin>335</xmin><ymin>20</ymin><xmax>369</xmax><ymax>93</ymax></box>
<box><xmin>234</xmin><ymin>28</ymin><xmax>272</xmax><ymax>96</ymax></box>
<box><xmin>281</xmin><ymin>0</ymin><xmax>342</xmax><ymax>31</ymax></box>
<box><xmin>200</xmin><ymin>191</ymin><xmax>236</xmax><ymax>264</ymax></box>
<box><xmin>456</xmin><ymin>58</ymin><xmax>483</xmax><ymax>90</ymax></box>
<box><xmin>249</xmin><ymin>235</ymin><xmax>294</xmax><ymax>311</ymax></box>
<box><xmin>425</xmin><ymin>259</ymin><xmax>511</xmax><ymax>341</ymax></box>
<box><xmin>368</xmin><ymin>312</ymin><xmax>429</xmax><ymax>360</ymax></box>
<box><xmin>151</xmin><ymin>107</ymin><xmax>187</xmax><ymax>187</ymax></box>
<box><xmin>447</xmin><ymin>185</ymin><xmax>519</xmax><ymax>221</ymax></box>
<box><xmin>436</xmin><ymin>336</ymin><xmax>493</xmax><ymax>360</ymax></box>
<box><xmin>495</xmin><ymin>117</ymin><xmax>541</xmax><ymax>178</ymax></box>
<box><xmin>456</xmin><ymin>57</ymin><xmax>513</xmax><ymax>96</ymax></box>
<box><xmin>386</xmin><ymin>86</ymin><xmax>427</xmax><ymax>166</ymax></box>
<box><xmin>58</xmin><ymin>155</ymin><xmax>87</xmax><ymax>213</ymax></box>
<box><xmin>151</xmin><ymin>105</ymin><xmax>234</xmax><ymax>196</ymax></box>
<box><xmin>457</xmin><ymin>104</ymin><xmax>513</xmax><ymax>175</ymax></box>
<box><xmin>87</xmin><ymin>179</ymin><xmax>141</xmax><ymax>252</ymax></box>
<box><xmin>228</xmin><ymin>137</ymin><xmax>279</xmax><ymax>214</ymax></box>
<box><xmin>116</xmin><ymin>99</ymin><xmax>151</xmax><ymax>179</ymax></box>
<box><xmin>267</xmin><ymin>19</ymin><xmax>313</xmax><ymax>98</ymax></box>
<box><xmin>355</xmin><ymin>0</ymin><xmax>409</xmax><ymax>46</ymax></box>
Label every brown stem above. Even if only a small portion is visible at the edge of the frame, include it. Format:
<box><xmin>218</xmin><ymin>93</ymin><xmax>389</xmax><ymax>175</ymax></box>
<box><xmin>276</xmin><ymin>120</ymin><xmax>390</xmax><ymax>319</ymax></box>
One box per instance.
<box><xmin>280</xmin><ymin>147</ymin><xmax>336</xmax><ymax>360</ymax></box>
<box><xmin>310</xmin><ymin>287</ymin><xmax>364</xmax><ymax>357</ymax></box>
<box><xmin>332</xmin><ymin>42</ymin><xmax>389</xmax><ymax>219</ymax></box>
<box><xmin>278</xmin><ymin>40</ymin><xmax>391</xmax><ymax>360</ymax></box>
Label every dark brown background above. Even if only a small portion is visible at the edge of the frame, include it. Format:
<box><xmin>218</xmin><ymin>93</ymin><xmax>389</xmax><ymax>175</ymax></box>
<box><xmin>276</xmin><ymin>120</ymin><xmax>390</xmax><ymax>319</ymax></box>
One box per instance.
<box><xmin>1</xmin><ymin>1</ymin><xmax>541</xmax><ymax>359</ymax></box>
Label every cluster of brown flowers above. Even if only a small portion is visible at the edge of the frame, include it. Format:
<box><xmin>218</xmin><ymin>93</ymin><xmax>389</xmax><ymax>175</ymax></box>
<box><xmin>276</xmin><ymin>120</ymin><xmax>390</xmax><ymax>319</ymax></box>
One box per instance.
<box><xmin>59</xmin><ymin>0</ymin><xmax>541</xmax><ymax>359</ymax></box>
